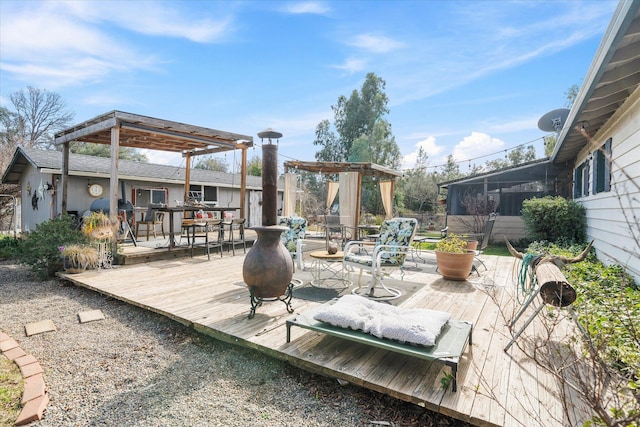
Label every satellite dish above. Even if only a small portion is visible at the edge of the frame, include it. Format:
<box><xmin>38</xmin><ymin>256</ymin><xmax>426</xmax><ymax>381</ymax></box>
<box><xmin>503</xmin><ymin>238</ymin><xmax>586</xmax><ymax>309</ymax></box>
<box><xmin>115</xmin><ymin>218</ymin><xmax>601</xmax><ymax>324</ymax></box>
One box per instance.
<box><xmin>537</xmin><ymin>108</ymin><xmax>570</xmax><ymax>133</ymax></box>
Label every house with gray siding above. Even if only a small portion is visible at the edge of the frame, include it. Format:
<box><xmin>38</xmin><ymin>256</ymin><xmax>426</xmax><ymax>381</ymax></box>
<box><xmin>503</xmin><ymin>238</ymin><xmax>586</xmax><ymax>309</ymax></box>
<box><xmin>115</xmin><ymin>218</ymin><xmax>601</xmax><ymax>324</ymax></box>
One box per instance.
<box><xmin>441</xmin><ymin>1</ymin><xmax>639</xmax><ymax>283</ymax></box>
<box><xmin>2</xmin><ymin>147</ymin><xmax>278</xmax><ymax>233</ymax></box>
<box><xmin>554</xmin><ymin>1</ymin><xmax>640</xmax><ymax>282</ymax></box>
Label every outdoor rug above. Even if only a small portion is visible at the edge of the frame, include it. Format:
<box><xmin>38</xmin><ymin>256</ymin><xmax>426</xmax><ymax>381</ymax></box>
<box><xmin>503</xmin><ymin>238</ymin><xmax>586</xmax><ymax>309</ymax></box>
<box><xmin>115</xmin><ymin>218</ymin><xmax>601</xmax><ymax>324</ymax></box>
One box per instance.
<box><xmin>291</xmin><ymin>269</ymin><xmax>425</xmax><ymax>306</ymax></box>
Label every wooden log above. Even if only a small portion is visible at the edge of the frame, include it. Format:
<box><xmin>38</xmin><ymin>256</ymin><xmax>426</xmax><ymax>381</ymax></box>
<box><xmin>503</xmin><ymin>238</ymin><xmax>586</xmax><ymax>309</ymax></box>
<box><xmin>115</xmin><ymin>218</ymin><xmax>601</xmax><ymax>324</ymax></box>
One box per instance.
<box><xmin>534</xmin><ymin>262</ymin><xmax>577</xmax><ymax>307</ymax></box>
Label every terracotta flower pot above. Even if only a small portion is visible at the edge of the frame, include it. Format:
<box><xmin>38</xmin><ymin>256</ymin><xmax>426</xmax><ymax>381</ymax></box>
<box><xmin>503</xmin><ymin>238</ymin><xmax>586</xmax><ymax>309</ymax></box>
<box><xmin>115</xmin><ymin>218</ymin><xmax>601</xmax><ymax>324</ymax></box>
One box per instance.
<box><xmin>435</xmin><ymin>250</ymin><xmax>476</xmax><ymax>281</ymax></box>
<box><xmin>466</xmin><ymin>240</ymin><xmax>478</xmax><ymax>251</ymax></box>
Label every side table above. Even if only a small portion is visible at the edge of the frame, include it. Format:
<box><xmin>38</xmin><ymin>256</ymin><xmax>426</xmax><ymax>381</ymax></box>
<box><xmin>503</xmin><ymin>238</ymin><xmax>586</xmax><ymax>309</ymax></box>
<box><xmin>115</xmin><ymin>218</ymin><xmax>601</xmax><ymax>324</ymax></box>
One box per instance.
<box><xmin>309</xmin><ymin>250</ymin><xmax>352</xmax><ymax>289</ymax></box>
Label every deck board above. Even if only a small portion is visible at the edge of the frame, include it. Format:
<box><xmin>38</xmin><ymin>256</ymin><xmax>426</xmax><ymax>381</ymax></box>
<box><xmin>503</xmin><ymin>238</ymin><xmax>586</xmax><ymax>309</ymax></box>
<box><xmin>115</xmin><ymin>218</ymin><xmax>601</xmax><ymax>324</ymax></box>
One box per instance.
<box><xmin>57</xmin><ymin>244</ymin><xmax>593</xmax><ymax>427</ymax></box>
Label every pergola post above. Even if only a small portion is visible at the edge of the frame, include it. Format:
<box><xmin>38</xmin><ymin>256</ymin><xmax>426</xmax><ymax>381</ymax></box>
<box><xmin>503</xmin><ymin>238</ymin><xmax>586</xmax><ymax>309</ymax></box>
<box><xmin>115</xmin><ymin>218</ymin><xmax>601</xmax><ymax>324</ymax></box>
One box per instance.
<box><xmin>109</xmin><ymin>124</ymin><xmax>120</xmax><ymax>216</ymax></box>
<box><xmin>184</xmin><ymin>153</ymin><xmax>191</xmax><ymax>218</ymax></box>
<box><xmin>240</xmin><ymin>146</ymin><xmax>247</xmax><ymax>221</ymax></box>
<box><xmin>61</xmin><ymin>143</ymin><xmax>69</xmax><ymax>214</ymax></box>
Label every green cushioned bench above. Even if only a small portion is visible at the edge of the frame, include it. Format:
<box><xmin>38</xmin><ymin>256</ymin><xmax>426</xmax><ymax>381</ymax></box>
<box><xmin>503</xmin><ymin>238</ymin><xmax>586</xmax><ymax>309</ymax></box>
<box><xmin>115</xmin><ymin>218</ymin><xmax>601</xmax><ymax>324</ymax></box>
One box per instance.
<box><xmin>286</xmin><ymin>302</ymin><xmax>473</xmax><ymax>392</ymax></box>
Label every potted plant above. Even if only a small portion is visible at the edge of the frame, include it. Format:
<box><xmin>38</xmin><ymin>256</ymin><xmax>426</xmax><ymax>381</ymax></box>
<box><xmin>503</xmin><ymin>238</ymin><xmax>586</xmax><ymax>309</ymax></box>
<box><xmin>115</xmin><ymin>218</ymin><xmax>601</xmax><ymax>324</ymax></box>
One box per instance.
<box><xmin>60</xmin><ymin>244</ymin><xmax>99</xmax><ymax>273</ymax></box>
<box><xmin>434</xmin><ymin>233</ymin><xmax>476</xmax><ymax>280</ymax></box>
<box><xmin>82</xmin><ymin>212</ymin><xmax>116</xmax><ymax>240</ymax></box>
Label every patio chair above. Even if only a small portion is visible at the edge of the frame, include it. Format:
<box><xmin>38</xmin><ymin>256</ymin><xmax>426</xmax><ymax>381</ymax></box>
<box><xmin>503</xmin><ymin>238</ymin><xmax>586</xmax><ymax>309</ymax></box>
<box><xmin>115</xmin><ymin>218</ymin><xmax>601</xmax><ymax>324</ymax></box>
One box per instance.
<box><xmin>323</xmin><ymin>214</ymin><xmax>351</xmax><ymax>250</ymax></box>
<box><xmin>278</xmin><ymin>216</ymin><xmax>307</xmax><ymax>271</ymax></box>
<box><xmin>343</xmin><ymin>217</ymin><xmax>418</xmax><ymax>300</ymax></box>
<box><xmin>472</xmin><ymin>213</ymin><xmax>496</xmax><ymax>273</ymax></box>
<box><xmin>135</xmin><ymin>204</ymin><xmax>165</xmax><ymax>241</ymax></box>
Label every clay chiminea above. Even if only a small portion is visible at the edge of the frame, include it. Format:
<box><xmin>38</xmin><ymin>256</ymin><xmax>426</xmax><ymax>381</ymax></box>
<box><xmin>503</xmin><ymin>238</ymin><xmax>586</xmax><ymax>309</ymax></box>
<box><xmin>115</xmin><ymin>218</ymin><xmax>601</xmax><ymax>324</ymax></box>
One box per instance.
<box><xmin>242</xmin><ymin>129</ymin><xmax>294</xmax><ymax>318</ymax></box>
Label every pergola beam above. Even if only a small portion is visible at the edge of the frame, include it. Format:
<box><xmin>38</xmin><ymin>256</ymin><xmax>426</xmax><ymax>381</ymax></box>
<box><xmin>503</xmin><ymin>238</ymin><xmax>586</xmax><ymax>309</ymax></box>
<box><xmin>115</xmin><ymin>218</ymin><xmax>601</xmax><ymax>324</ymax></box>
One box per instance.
<box><xmin>54</xmin><ymin>110</ymin><xmax>254</xmax><ymax>221</ymax></box>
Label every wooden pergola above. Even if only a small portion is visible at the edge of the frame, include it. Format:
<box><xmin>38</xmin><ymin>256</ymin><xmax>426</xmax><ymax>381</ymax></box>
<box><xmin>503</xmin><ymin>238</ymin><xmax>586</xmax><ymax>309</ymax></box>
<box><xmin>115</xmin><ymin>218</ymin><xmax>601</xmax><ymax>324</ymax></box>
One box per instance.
<box><xmin>283</xmin><ymin>160</ymin><xmax>403</xmax><ymax>226</ymax></box>
<box><xmin>54</xmin><ymin>110</ymin><xmax>254</xmax><ymax>219</ymax></box>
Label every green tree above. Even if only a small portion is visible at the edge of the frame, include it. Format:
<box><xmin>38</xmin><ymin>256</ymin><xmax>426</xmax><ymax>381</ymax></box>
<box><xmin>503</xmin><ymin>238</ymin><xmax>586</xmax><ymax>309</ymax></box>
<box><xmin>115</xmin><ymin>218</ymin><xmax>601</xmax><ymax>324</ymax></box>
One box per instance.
<box><xmin>193</xmin><ymin>156</ymin><xmax>228</xmax><ymax>172</ymax></box>
<box><xmin>401</xmin><ymin>147</ymin><xmax>439</xmax><ymax>212</ymax></box>
<box><xmin>485</xmin><ymin>145</ymin><xmax>536</xmax><ymax>171</ymax></box>
<box><xmin>314</xmin><ymin>72</ymin><xmax>391</xmax><ymax>163</ymax></box>
<box><xmin>70</xmin><ymin>142</ymin><xmax>149</xmax><ymax>162</ymax></box>
<box><xmin>246</xmin><ymin>155</ymin><xmax>262</xmax><ymax>177</ymax></box>
<box><xmin>544</xmin><ymin>135</ymin><xmax>556</xmax><ymax>157</ymax></box>
<box><xmin>349</xmin><ymin>119</ymin><xmax>401</xmax><ymax>168</ymax></box>
<box><xmin>313</xmin><ymin>119</ymin><xmax>340</xmax><ymax>162</ymax></box>
<box><xmin>439</xmin><ymin>155</ymin><xmax>464</xmax><ymax>182</ymax></box>
<box><xmin>313</xmin><ymin>73</ymin><xmax>400</xmax><ymax>215</ymax></box>
<box><xmin>564</xmin><ymin>84</ymin><xmax>579</xmax><ymax>108</ymax></box>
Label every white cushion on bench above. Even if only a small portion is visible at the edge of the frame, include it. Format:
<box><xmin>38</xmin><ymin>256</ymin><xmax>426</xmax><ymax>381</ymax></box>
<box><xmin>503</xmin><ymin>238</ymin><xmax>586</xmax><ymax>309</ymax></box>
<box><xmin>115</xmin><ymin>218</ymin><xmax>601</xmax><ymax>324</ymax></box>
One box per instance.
<box><xmin>313</xmin><ymin>295</ymin><xmax>451</xmax><ymax>347</ymax></box>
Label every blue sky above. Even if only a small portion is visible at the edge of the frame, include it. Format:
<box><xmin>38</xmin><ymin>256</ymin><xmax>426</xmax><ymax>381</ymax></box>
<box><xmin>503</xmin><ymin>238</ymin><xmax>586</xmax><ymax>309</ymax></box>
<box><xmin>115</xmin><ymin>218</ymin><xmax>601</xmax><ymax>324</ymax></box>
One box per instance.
<box><xmin>0</xmin><ymin>0</ymin><xmax>619</xmax><ymax>173</ymax></box>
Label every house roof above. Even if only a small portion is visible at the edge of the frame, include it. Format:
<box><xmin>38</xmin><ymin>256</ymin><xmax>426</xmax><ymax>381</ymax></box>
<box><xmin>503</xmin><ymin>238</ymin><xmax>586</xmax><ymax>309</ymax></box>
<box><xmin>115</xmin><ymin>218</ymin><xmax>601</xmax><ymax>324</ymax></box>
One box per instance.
<box><xmin>1</xmin><ymin>147</ymin><xmax>265</xmax><ymax>190</ymax></box>
<box><xmin>439</xmin><ymin>158</ymin><xmax>565</xmax><ymax>191</ymax></box>
<box><xmin>552</xmin><ymin>1</ymin><xmax>640</xmax><ymax>164</ymax></box>
<box><xmin>54</xmin><ymin>110</ymin><xmax>253</xmax><ymax>156</ymax></box>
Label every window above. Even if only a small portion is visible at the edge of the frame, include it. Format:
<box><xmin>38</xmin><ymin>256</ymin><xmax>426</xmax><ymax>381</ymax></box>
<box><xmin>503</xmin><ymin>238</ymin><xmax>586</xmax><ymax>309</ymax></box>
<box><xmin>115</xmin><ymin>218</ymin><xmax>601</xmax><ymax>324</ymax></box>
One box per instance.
<box><xmin>188</xmin><ymin>184</ymin><xmax>218</xmax><ymax>205</ymax></box>
<box><xmin>134</xmin><ymin>188</ymin><xmax>167</xmax><ymax>206</ymax></box>
<box><xmin>574</xmin><ymin>160</ymin><xmax>591</xmax><ymax>198</ymax></box>
<box><xmin>592</xmin><ymin>138</ymin><xmax>612</xmax><ymax>194</ymax></box>
<box><xmin>203</xmin><ymin>186</ymin><xmax>217</xmax><ymax>204</ymax></box>
<box><xmin>574</xmin><ymin>163</ymin><xmax>584</xmax><ymax>198</ymax></box>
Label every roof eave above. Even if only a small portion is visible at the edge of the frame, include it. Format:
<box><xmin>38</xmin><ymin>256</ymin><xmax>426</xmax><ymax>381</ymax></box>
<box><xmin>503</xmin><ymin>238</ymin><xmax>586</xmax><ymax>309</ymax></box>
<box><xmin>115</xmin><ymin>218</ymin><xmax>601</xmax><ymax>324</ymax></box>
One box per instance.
<box><xmin>552</xmin><ymin>1</ymin><xmax>640</xmax><ymax>164</ymax></box>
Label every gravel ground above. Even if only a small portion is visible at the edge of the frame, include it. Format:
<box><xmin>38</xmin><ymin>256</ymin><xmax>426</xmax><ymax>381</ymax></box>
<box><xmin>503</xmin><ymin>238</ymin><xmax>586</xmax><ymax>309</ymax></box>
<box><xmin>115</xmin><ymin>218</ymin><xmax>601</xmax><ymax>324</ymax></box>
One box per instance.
<box><xmin>1</xmin><ymin>261</ymin><xmax>471</xmax><ymax>426</ymax></box>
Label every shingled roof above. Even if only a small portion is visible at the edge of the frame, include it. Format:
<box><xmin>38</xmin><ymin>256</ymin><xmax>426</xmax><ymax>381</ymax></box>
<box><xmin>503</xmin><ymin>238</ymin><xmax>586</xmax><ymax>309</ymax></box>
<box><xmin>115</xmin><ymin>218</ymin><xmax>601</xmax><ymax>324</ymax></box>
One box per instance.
<box><xmin>2</xmin><ymin>147</ymin><xmax>264</xmax><ymax>190</ymax></box>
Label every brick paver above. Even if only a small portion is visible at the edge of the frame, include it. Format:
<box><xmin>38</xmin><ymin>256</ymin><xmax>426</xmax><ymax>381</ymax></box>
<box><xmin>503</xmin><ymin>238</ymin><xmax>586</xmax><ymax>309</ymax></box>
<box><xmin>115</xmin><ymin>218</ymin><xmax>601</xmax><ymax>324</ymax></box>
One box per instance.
<box><xmin>1</xmin><ymin>330</ymin><xmax>49</xmax><ymax>426</ymax></box>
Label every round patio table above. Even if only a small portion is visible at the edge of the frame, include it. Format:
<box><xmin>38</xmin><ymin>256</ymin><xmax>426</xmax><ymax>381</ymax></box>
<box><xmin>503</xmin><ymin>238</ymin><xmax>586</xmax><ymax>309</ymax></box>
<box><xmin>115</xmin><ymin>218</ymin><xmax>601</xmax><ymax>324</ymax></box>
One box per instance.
<box><xmin>309</xmin><ymin>250</ymin><xmax>351</xmax><ymax>289</ymax></box>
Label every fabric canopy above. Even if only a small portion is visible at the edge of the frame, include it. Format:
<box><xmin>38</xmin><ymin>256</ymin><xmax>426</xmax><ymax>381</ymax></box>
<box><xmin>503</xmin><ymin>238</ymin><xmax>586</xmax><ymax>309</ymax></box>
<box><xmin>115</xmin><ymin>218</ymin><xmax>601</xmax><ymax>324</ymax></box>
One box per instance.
<box><xmin>326</xmin><ymin>181</ymin><xmax>339</xmax><ymax>210</ymax></box>
<box><xmin>380</xmin><ymin>181</ymin><xmax>393</xmax><ymax>219</ymax></box>
<box><xmin>339</xmin><ymin>172</ymin><xmax>358</xmax><ymax>229</ymax></box>
<box><xmin>282</xmin><ymin>173</ymin><xmax>298</xmax><ymax>217</ymax></box>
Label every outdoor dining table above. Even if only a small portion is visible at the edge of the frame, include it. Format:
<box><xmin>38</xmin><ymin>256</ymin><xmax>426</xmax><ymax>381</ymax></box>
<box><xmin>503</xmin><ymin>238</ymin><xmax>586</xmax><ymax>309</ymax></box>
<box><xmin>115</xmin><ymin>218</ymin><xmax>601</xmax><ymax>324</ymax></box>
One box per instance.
<box><xmin>157</xmin><ymin>206</ymin><xmax>240</xmax><ymax>250</ymax></box>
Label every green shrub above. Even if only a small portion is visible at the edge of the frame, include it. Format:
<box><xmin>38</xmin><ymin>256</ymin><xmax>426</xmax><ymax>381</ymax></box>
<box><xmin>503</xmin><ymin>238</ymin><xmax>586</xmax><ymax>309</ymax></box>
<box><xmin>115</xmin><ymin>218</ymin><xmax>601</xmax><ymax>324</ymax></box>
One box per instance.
<box><xmin>0</xmin><ymin>235</ymin><xmax>21</xmax><ymax>260</ymax></box>
<box><xmin>527</xmin><ymin>241</ymin><xmax>639</xmax><ymax>424</ymax></box>
<box><xmin>17</xmin><ymin>215</ymin><xmax>89</xmax><ymax>279</ymax></box>
<box><xmin>528</xmin><ymin>241</ymin><xmax>639</xmax><ymax>383</ymax></box>
<box><xmin>521</xmin><ymin>196</ymin><xmax>586</xmax><ymax>244</ymax></box>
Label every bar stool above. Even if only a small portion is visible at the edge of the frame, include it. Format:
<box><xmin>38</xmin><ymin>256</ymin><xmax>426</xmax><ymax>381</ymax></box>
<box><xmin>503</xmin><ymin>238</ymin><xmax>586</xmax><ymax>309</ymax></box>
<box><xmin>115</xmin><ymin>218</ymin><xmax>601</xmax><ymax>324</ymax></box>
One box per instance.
<box><xmin>222</xmin><ymin>218</ymin><xmax>247</xmax><ymax>255</ymax></box>
<box><xmin>180</xmin><ymin>219</ymin><xmax>195</xmax><ymax>246</ymax></box>
<box><xmin>191</xmin><ymin>218</ymin><xmax>223</xmax><ymax>260</ymax></box>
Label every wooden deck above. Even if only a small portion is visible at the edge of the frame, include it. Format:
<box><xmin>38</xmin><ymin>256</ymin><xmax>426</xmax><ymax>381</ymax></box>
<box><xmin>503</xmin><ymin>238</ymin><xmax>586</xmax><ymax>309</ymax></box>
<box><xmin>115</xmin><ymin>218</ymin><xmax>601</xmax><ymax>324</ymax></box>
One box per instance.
<box><xmin>58</xmin><ymin>240</ymin><xmax>592</xmax><ymax>427</ymax></box>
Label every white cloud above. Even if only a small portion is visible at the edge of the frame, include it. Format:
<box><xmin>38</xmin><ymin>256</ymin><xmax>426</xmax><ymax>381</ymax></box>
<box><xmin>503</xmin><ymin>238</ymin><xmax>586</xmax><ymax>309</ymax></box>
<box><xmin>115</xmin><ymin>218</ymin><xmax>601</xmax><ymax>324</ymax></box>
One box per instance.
<box><xmin>59</xmin><ymin>0</ymin><xmax>233</xmax><ymax>43</ymax></box>
<box><xmin>416</xmin><ymin>136</ymin><xmax>444</xmax><ymax>157</ymax></box>
<box><xmin>401</xmin><ymin>136</ymin><xmax>445</xmax><ymax>170</ymax></box>
<box><xmin>139</xmin><ymin>149</ymin><xmax>184</xmax><ymax>167</ymax></box>
<box><xmin>330</xmin><ymin>58</ymin><xmax>366</xmax><ymax>74</ymax></box>
<box><xmin>282</xmin><ymin>2</ymin><xmax>330</xmax><ymax>15</ymax></box>
<box><xmin>0</xmin><ymin>3</ymin><xmax>157</xmax><ymax>87</ymax></box>
<box><xmin>348</xmin><ymin>34</ymin><xmax>405</xmax><ymax>54</ymax></box>
<box><xmin>453</xmin><ymin>132</ymin><xmax>505</xmax><ymax>163</ymax></box>
<box><xmin>0</xmin><ymin>0</ymin><xmax>229</xmax><ymax>88</ymax></box>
